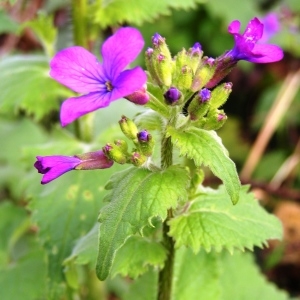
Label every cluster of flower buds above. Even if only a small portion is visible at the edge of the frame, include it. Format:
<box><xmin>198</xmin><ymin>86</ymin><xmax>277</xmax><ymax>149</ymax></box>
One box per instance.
<box><xmin>102</xmin><ymin>115</ymin><xmax>155</xmax><ymax>167</ymax></box>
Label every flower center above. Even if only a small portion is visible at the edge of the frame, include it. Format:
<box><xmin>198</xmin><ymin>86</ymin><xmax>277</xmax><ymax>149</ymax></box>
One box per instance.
<box><xmin>105</xmin><ymin>81</ymin><xmax>113</xmax><ymax>92</ymax></box>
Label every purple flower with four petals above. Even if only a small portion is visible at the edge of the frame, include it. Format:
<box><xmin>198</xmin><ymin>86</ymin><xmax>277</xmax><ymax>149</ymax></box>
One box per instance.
<box><xmin>34</xmin><ymin>151</ymin><xmax>113</xmax><ymax>184</ymax></box>
<box><xmin>50</xmin><ymin>27</ymin><xmax>147</xmax><ymax>126</ymax></box>
<box><xmin>226</xmin><ymin>17</ymin><xmax>283</xmax><ymax>63</ymax></box>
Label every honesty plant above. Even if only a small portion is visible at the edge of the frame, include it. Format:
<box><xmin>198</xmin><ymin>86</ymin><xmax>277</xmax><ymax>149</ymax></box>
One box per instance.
<box><xmin>34</xmin><ymin>18</ymin><xmax>284</xmax><ymax>300</ymax></box>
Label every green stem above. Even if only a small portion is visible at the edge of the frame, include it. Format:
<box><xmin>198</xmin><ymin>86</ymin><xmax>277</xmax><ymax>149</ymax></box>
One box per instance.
<box><xmin>71</xmin><ymin>0</ymin><xmax>88</xmax><ymax>48</ymax></box>
<box><xmin>158</xmin><ymin>135</ymin><xmax>175</xmax><ymax>300</ymax></box>
<box><xmin>71</xmin><ymin>0</ymin><xmax>94</xmax><ymax>142</ymax></box>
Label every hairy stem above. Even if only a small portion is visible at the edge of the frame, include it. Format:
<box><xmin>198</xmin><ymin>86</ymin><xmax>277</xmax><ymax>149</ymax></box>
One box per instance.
<box><xmin>158</xmin><ymin>135</ymin><xmax>174</xmax><ymax>300</ymax></box>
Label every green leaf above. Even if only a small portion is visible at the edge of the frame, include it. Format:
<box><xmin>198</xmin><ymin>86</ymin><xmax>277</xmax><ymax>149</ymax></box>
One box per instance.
<box><xmin>172</xmin><ymin>248</ymin><xmax>221</xmax><ymax>300</ymax></box>
<box><xmin>92</xmin><ymin>0</ymin><xmax>206</xmax><ymax>27</ymax></box>
<box><xmin>134</xmin><ymin>110</ymin><xmax>165</xmax><ymax>131</ymax></box>
<box><xmin>23</xmin><ymin>13</ymin><xmax>57</xmax><ymax>57</ymax></box>
<box><xmin>168</xmin><ymin>185</ymin><xmax>282</xmax><ymax>253</ymax></box>
<box><xmin>29</xmin><ymin>165</ymin><xmax>119</xmax><ymax>292</ymax></box>
<box><xmin>96</xmin><ymin>165</ymin><xmax>189</xmax><ymax>280</ymax></box>
<box><xmin>220</xmin><ymin>251</ymin><xmax>289</xmax><ymax>300</ymax></box>
<box><xmin>0</xmin><ymin>249</ymin><xmax>47</xmax><ymax>300</ymax></box>
<box><xmin>0</xmin><ymin>10</ymin><xmax>19</xmax><ymax>34</ymax></box>
<box><xmin>0</xmin><ymin>55</ymin><xmax>72</xmax><ymax>120</ymax></box>
<box><xmin>111</xmin><ymin>235</ymin><xmax>167</xmax><ymax>278</ymax></box>
<box><xmin>167</xmin><ymin>126</ymin><xmax>240</xmax><ymax>204</ymax></box>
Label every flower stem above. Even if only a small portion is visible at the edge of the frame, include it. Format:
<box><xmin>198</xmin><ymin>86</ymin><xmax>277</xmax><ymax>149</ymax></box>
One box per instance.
<box><xmin>158</xmin><ymin>135</ymin><xmax>174</xmax><ymax>300</ymax></box>
<box><xmin>71</xmin><ymin>0</ymin><xmax>88</xmax><ymax>48</ymax></box>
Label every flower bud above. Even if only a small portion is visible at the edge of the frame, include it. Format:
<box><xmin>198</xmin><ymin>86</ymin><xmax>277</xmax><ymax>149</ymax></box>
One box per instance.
<box><xmin>204</xmin><ymin>109</ymin><xmax>227</xmax><ymax>130</ymax></box>
<box><xmin>188</xmin><ymin>88</ymin><xmax>211</xmax><ymax>121</ymax></box>
<box><xmin>151</xmin><ymin>33</ymin><xmax>172</xmax><ymax>61</ymax></box>
<box><xmin>136</xmin><ymin>130</ymin><xmax>155</xmax><ymax>156</ymax></box>
<box><xmin>114</xmin><ymin>139</ymin><xmax>128</xmax><ymax>153</ymax></box>
<box><xmin>163</xmin><ymin>87</ymin><xmax>182</xmax><ymax>105</ymax></box>
<box><xmin>119</xmin><ymin>115</ymin><xmax>139</xmax><ymax>140</ymax></box>
<box><xmin>209</xmin><ymin>82</ymin><xmax>232</xmax><ymax>109</ymax></box>
<box><xmin>191</xmin><ymin>57</ymin><xmax>216</xmax><ymax>92</ymax></box>
<box><xmin>176</xmin><ymin>65</ymin><xmax>193</xmax><ymax>90</ymax></box>
<box><xmin>102</xmin><ymin>143</ymin><xmax>127</xmax><ymax>164</ymax></box>
<box><xmin>125</xmin><ymin>84</ymin><xmax>149</xmax><ymax>105</ymax></box>
<box><xmin>145</xmin><ymin>47</ymin><xmax>161</xmax><ymax>85</ymax></box>
<box><xmin>131</xmin><ymin>152</ymin><xmax>147</xmax><ymax>167</ymax></box>
<box><xmin>152</xmin><ymin>53</ymin><xmax>173</xmax><ymax>87</ymax></box>
<box><xmin>188</xmin><ymin>42</ymin><xmax>203</xmax><ymax>72</ymax></box>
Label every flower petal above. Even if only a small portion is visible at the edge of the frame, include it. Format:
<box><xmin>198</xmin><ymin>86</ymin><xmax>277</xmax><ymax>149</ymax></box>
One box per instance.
<box><xmin>101</xmin><ymin>27</ymin><xmax>145</xmax><ymax>80</ymax></box>
<box><xmin>60</xmin><ymin>92</ymin><xmax>112</xmax><ymax>126</ymax></box>
<box><xmin>228</xmin><ymin>20</ymin><xmax>241</xmax><ymax>34</ymax></box>
<box><xmin>243</xmin><ymin>17</ymin><xmax>263</xmax><ymax>43</ymax></box>
<box><xmin>110</xmin><ymin>67</ymin><xmax>147</xmax><ymax>101</ymax></box>
<box><xmin>50</xmin><ymin>46</ymin><xmax>105</xmax><ymax>94</ymax></box>
<box><xmin>249</xmin><ymin>44</ymin><xmax>284</xmax><ymax>63</ymax></box>
<box><xmin>36</xmin><ymin>156</ymin><xmax>80</xmax><ymax>184</ymax></box>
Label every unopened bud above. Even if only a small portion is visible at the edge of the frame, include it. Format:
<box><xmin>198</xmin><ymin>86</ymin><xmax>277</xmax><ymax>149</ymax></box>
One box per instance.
<box><xmin>188</xmin><ymin>88</ymin><xmax>211</xmax><ymax>121</ymax></box>
<box><xmin>119</xmin><ymin>115</ymin><xmax>139</xmax><ymax>140</ymax></box>
<box><xmin>102</xmin><ymin>143</ymin><xmax>127</xmax><ymax>164</ymax></box>
<box><xmin>209</xmin><ymin>82</ymin><xmax>232</xmax><ymax>109</ymax></box>
<box><xmin>204</xmin><ymin>109</ymin><xmax>227</xmax><ymax>130</ymax></box>
<box><xmin>125</xmin><ymin>84</ymin><xmax>149</xmax><ymax>105</ymax></box>
<box><xmin>136</xmin><ymin>130</ymin><xmax>154</xmax><ymax>156</ymax></box>
<box><xmin>188</xmin><ymin>42</ymin><xmax>203</xmax><ymax>72</ymax></box>
<box><xmin>131</xmin><ymin>152</ymin><xmax>147</xmax><ymax>167</ymax></box>
<box><xmin>114</xmin><ymin>139</ymin><xmax>128</xmax><ymax>153</ymax></box>
<box><xmin>163</xmin><ymin>87</ymin><xmax>182</xmax><ymax>105</ymax></box>
<box><xmin>153</xmin><ymin>53</ymin><xmax>173</xmax><ymax>87</ymax></box>
<box><xmin>191</xmin><ymin>57</ymin><xmax>216</xmax><ymax>92</ymax></box>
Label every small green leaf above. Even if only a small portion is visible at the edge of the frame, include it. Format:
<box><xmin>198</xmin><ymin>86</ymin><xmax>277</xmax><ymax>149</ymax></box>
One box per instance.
<box><xmin>23</xmin><ymin>13</ymin><xmax>57</xmax><ymax>57</ymax></box>
<box><xmin>134</xmin><ymin>110</ymin><xmax>165</xmax><ymax>131</ymax></box>
<box><xmin>111</xmin><ymin>235</ymin><xmax>167</xmax><ymax>278</ymax></box>
<box><xmin>172</xmin><ymin>248</ymin><xmax>221</xmax><ymax>300</ymax></box>
<box><xmin>96</xmin><ymin>166</ymin><xmax>189</xmax><ymax>280</ymax></box>
<box><xmin>0</xmin><ymin>55</ymin><xmax>72</xmax><ymax>120</ymax></box>
<box><xmin>168</xmin><ymin>185</ymin><xmax>282</xmax><ymax>253</ymax></box>
<box><xmin>167</xmin><ymin>126</ymin><xmax>240</xmax><ymax>204</ymax></box>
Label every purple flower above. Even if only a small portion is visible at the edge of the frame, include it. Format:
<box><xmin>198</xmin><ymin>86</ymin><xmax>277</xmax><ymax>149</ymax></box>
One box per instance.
<box><xmin>226</xmin><ymin>17</ymin><xmax>283</xmax><ymax>63</ymax></box>
<box><xmin>34</xmin><ymin>151</ymin><xmax>113</xmax><ymax>184</ymax></box>
<box><xmin>199</xmin><ymin>88</ymin><xmax>211</xmax><ymax>102</ymax></box>
<box><xmin>50</xmin><ymin>27</ymin><xmax>147</xmax><ymax>126</ymax></box>
<box><xmin>137</xmin><ymin>130</ymin><xmax>150</xmax><ymax>142</ymax></box>
<box><xmin>164</xmin><ymin>87</ymin><xmax>181</xmax><ymax>105</ymax></box>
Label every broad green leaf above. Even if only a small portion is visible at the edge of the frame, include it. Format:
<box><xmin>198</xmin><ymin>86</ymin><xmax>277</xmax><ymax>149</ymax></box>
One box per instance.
<box><xmin>92</xmin><ymin>0</ymin><xmax>206</xmax><ymax>27</ymax></box>
<box><xmin>169</xmin><ymin>185</ymin><xmax>282</xmax><ymax>253</ymax></box>
<box><xmin>123</xmin><ymin>270</ymin><xmax>158</xmax><ymax>300</ymax></box>
<box><xmin>111</xmin><ymin>235</ymin><xmax>167</xmax><ymax>278</ymax></box>
<box><xmin>29</xmin><ymin>165</ymin><xmax>120</xmax><ymax>293</ymax></box>
<box><xmin>96</xmin><ymin>166</ymin><xmax>189</xmax><ymax>280</ymax></box>
<box><xmin>64</xmin><ymin>224</ymin><xmax>98</xmax><ymax>267</ymax></box>
<box><xmin>220</xmin><ymin>251</ymin><xmax>289</xmax><ymax>300</ymax></box>
<box><xmin>0</xmin><ymin>249</ymin><xmax>47</xmax><ymax>300</ymax></box>
<box><xmin>172</xmin><ymin>248</ymin><xmax>221</xmax><ymax>300</ymax></box>
<box><xmin>167</xmin><ymin>126</ymin><xmax>240</xmax><ymax>204</ymax></box>
<box><xmin>0</xmin><ymin>202</ymin><xmax>29</xmax><ymax>266</ymax></box>
<box><xmin>0</xmin><ymin>55</ymin><xmax>72</xmax><ymax>120</ymax></box>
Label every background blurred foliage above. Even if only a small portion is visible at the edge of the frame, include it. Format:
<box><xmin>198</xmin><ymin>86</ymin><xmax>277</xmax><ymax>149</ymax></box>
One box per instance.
<box><xmin>0</xmin><ymin>0</ymin><xmax>300</xmax><ymax>299</ymax></box>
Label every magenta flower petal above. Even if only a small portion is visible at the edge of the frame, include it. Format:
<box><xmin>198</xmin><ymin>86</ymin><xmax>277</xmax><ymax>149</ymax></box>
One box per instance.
<box><xmin>34</xmin><ymin>156</ymin><xmax>80</xmax><ymax>184</ymax></box>
<box><xmin>110</xmin><ymin>67</ymin><xmax>148</xmax><ymax>101</ymax></box>
<box><xmin>226</xmin><ymin>17</ymin><xmax>283</xmax><ymax>63</ymax></box>
<box><xmin>60</xmin><ymin>92</ymin><xmax>112</xmax><ymax>126</ymax></box>
<box><xmin>228</xmin><ymin>20</ymin><xmax>241</xmax><ymax>34</ymax></box>
<box><xmin>248</xmin><ymin>44</ymin><xmax>284</xmax><ymax>63</ymax></box>
<box><xmin>50</xmin><ymin>47</ymin><xmax>105</xmax><ymax>94</ymax></box>
<box><xmin>101</xmin><ymin>27</ymin><xmax>145</xmax><ymax>80</ymax></box>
